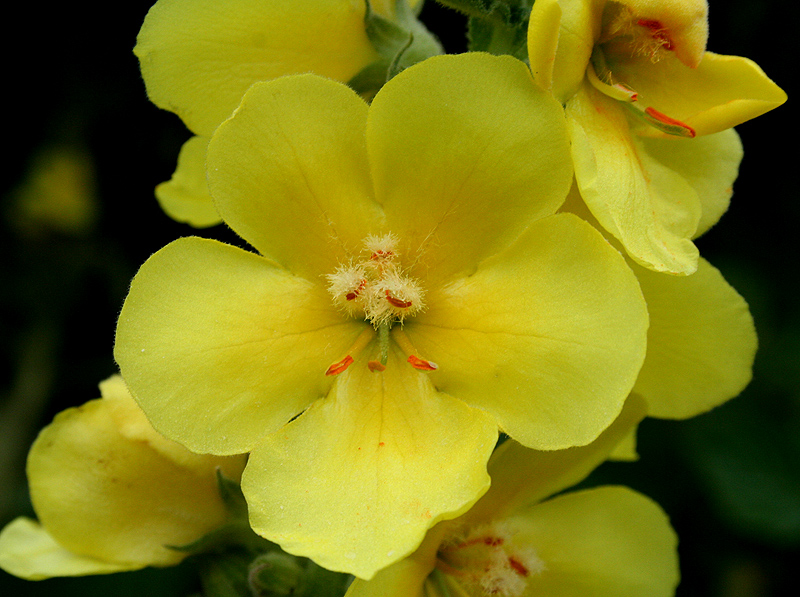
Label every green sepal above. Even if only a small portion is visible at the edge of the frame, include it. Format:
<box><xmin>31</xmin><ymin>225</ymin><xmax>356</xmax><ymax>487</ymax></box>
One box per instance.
<box><xmin>434</xmin><ymin>0</ymin><xmax>531</xmax><ymax>59</ymax></box>
<box><xmin>197</xmin><ymin>550</ymin><xmax>254</xmax><ymax>597</ymax></box>
<box><xmin>433</xmin><ymin>0</ymin><xmax>496</xmax><ymax>19</ymax></box>
<box><xmin>299</xmin><ymin>561</ymin><xmax>352</xmax><ymax>597</ymax></box>
<box><xmin>435</xmin><ymin>0</ymin><xmax>533</xmax><ymax>24</ymax></box>
<box><xmin>349</xmin><ymin>1</ymin><xmax>443</xmax><ymax>97</ymax></box>
<box><xmin>467</xmin><ymin>13</ymin><xmax>529</xmax><ymax>60</ymax></box>
<box><xmin>248</xmin><ymin>554</ymin><xmax>351</xmax><ymax>597</ymax></box>
<box><xmin>216</xmin><ymin>467</ymin><xmax>249</xmax><ymax>521</ymax></box>
<box><xmin>249</xmin><ymin>552</ymin><xmax>305</xmax><ymax>596</ymax></box>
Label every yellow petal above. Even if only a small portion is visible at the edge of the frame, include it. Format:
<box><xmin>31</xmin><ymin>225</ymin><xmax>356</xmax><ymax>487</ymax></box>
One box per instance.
<box><xmin>526</xmin><ymin>0</ymin><xmax>563</xmax><ymax>92</ymax></box>
<box><xmin>607</xmin><ymin>426</ymin><xmax>640</xmax><ymax>461</ymax></box>
<box><xmin>344</xmin><ymin>526</ymin><xmax>442</xmax><ymax>597</ymax></box>
<box><xmin>0</xmin><ymin>518</ymin><xmax>139</xmax><ymax>580</ymax></box>
<box><xmin>617</xmin><ymin>0</ymin><xmax>708</xmax><ymax>67</ymax></box>
<box><xmin>616</xmin><ymin>52</ymin><xmax>787</xmax><ymax>137</ymax></box>
<box><xmin>135</xmin><ymin>0</ymin><xmax>378</xmax><ymax>136</ymax></box>
<box><xmin>367</xmin><ymin>53</ymin><xmax>572</xmax><ymax>286</ymax></box>
<box><xmin>154</xmin><ymin>135</ymin><xmax>221</xmax><ymax>228</ymax></box>
<box><xmin>409</xmin><ymin>213</ymin><xmax>648</xmax><ymax>450</ymax></box>
<box><xmin>529</xmin><ymin>0</ymin><xmax>599</xmax><ymax>103</ymax></box>
<box><xmin>115</xmin><ymin>237</ymin><xmax>362</xmax><ymax>454</ymax></box>
<box><xmin>639</xmin><ymin>128</ymin><xmax>742</xmax><ymax>237</ymax></box>
<box><xmin>511</xmin><ymin>486</ymin><xmax>679</xmax><ymax>596</ymax></box>
<box><xmin>22</xmin><ymin>376</ymin><xmax>243</xmax><ymax>570</ymax></box>
<box><xmin>242</xmin><ymin>347</ymin><xmax>498</xmax><ymax>579</ymax></box>
<box><xmin>632</xmin><ymin>258</ymin><xmax>757</xmax><ymax>418</ymax></box>
<box><xmin>460</xmin><ymin>395</ymin><xmax>647</xmax><ymax>527</ymax></box>
<box><xmin>206</xmin><ymin>75</ymin><xmax>382</xmax><ymax>281</ymax></box>
<box><xmin>568</xmin><ymin>83</ymin><xmax>701</xmax><ymax>274</ymax></box>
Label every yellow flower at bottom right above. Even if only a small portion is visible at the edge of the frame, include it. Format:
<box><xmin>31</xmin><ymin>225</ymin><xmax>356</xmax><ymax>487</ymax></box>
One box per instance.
<box><xmin>347</xmin><ymin>396</ymin><xmax>679</xmax><ymax>596</ymax></box>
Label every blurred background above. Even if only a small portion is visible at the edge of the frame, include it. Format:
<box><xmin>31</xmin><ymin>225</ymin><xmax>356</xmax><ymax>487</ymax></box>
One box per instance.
<box><xmin>1</xmin><ymin>1</ymin><xmax>796</xmax><ymax>595</ymax></box>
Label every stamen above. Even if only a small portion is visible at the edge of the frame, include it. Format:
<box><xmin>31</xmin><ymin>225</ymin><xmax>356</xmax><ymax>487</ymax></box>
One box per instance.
<box><xmin>587</xmin><ymin>61</ymin><xmax>638</xmax><ymax>103</ymax></box>
<box><xmin>327</xmin><ymin>232</ymin><xmax>424</xmax><ymax>327</ymax></box>
<box><xmin>437</xmin><ymin>522</ymin><xmax>545</xmax><ymax>597</ymax></box>
<box><xmin>624</xmin><ymin>103</ymin><xmax>696</xmax><ymax>138</ymax></box>
<box><xmin>643</xmin><ymin>106</ymin><xmax>696</xmax><ymax>138</ymax></box>
<box><xmin>392</xmin><ymin>328</ymin><xmax>438</xmax><ymax>371</ymax></box>
<box><xmin>367</xmin><ymin>360</ymin><xmax>386</xmax><ymax>372</ymax></box>
<box><xmin>408</xmin><ymin>355</ymin><xmax>438</xmax><ymax>371</ymax></box>
<box><xmin>385</xmin><ymin>289</ymin><xmax>413</xmax><ymax>309</ymax></box>
<box><xmin>346</xmin><ymin>279</ymin><xmax>367</xmax><ymax>301</ymax></box>
<box><xmin>507</xmin><ymin>556</ymin><xmax>530</xmax><ymax>577</ymax></box>
<box><xmin>325</xmin><ymin>327</ymin><xmax>375</xmax><ymax>376</ymax></box>
<box><xmin>636</xmin><ymin>19</ymin><xmax>674</xmax><ymax>51</ymax></box>
<box><xmin>325</xmin><ymin>355</ymin><xmax>354</xmax><ymax>376</ymax></box>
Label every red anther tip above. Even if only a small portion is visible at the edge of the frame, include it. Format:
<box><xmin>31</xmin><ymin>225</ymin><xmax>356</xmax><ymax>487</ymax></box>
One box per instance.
<box><xmin>645</xmin><ymin>106</ymin><xmax>696</xmax><ymax>137</ymax></box>
<box><xmin>345</xmin><ymin>292</ymin><xmax>357</xmax><ymax>301</ymax></box>
<box><xmin>508</xmin><ymin>556</ymin><xmax>530</xmax><ymax>577</ymax></box>
<box><xmin>636</xmin><ymin>19</ymin><xmax>674</xmax><ymax>49</ymax></box>
<box><xmin>326</xmin><ymin>355</ymin><xmax>354</xmax><ymax>376</ymax></box>
<box><xmin>408</xmin><ymin>355</ymin><xmax>438</xmax><ymax>371</ymax></box>
<box><xmin>385</xmin><ymin>290</ymin><xmax>412</xmax><ymax>308</ymax></box>
<box><xmin>367</xmin><ymin>360</ymin><xmax>386</xmax><ymax>372</ymax></box>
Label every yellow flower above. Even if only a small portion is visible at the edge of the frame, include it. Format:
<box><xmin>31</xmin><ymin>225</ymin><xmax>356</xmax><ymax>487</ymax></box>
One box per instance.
<box><xmin>528</xmin><ymin>0</ymin><xmax>787</xmax><ymax>274</ymax></box>
<box><xmin>114</xmin><ymin>53</ymin><xmax>649</xmax><ymax>578</ymax></box>
<box><xmin>0</xmin><ymin>376</ymin><xmax>245</xmax><ymax>580</ymax></box>
<box><xmin>346</xmin><ymin>396</ymin><xmax>680</xmax><ymax>596</ymax></box>
<box><xmin>136</xmin><ymin>0</ymin><xmax>426</xmax><ymax>227</ymax></box>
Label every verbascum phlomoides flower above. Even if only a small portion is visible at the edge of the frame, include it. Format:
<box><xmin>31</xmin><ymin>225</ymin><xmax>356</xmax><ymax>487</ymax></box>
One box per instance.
<box><xmin>346</xmin><ymin>395</ymin><xmax>680</xmax><ymax>596</ymax></box>
<box><xmin>528</xmin><ymin>0</ymin><xmax>786</xmax><ymax>275</ymax></box>
<box><xmin>135</xmin><ymin>0</ymin><xmax>426</xmax><ymax>227</ymax></box>
<box><xmin>114</xmin><ymin>53</ymin><xmax>649</xmax><ymax>578</ymax></box>
<box><xmin>0</xmin><ymin>375</ymin><xmax>245</xmax><ymax>580</ymax></box>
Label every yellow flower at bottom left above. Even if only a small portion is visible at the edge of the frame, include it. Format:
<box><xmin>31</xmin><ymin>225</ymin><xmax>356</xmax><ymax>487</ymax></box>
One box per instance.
<box><xmin>0</xmin><ymin>375</ymin><xmax>246</xmax><ymax>580</ymax></box>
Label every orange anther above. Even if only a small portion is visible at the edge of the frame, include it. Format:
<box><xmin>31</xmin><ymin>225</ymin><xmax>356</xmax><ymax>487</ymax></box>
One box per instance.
<box><xmin>408</xmin><ymin>355</ymin><xmax>438</xmax><ymax>371</ymax></box>
<box><xmin>612</xmin><ymin>83</ymin><xmax>638</xmax><ymax>101</ymax></box>
<box><xmin>346</xmin><ymin>279</ymin><xmax>367</xmax><ymax>301</ymax></box>
<box><xmin>385</xmin><ymin>290</ymin><xmax>412</xmax><ymax>308</ymax></box>
<box><xmin>636</xmin><ymin>19</ymin><xmax>674</xmax><ymax>50</ymax></box>
<box><xmin>367</xmin><ymin>360</ymin><xmax>386</xmax><ymax>372</ymax></box>
<box><xmin>644</xmin><ymin>107</ymin><xmax>696</xmax><ymax>137</ymax></box>
<box><xmin>508</xmin><ymin>556</ymin><xmax>530</xmax><ymax>577</ymax></box>
<box><xmin>326</xmin><ymin>355</ymin><xmax>354</xmax><ymax>376</ymax></box>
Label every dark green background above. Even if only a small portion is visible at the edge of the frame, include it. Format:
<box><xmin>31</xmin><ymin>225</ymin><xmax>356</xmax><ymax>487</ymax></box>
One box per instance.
<box><xmin>1</xmin><ymin>1</ymin><xmax>796</xmax><ymax>595</ymax></box>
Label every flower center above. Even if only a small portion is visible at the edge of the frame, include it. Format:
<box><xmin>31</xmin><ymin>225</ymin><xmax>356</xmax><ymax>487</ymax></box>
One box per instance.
<box><xmin>324</xmin><ymin>234</ymin><xmax>436</xmax><ymax>376</ymax></box>
<box><xmin>327</xmin><ymin>233</ymin><xmax>425</xmax><ymax>327</ymax></box>
<box><xmin>600</xmin><ymin>2</ymin><xmax>675</xmax><ymax>63</ymax></box>
<box><xmin>435</xmin><ymin>522</ymin><xmax>545</xmax><ymax>597</ymax></box>
<box><xmin>587</xmin><ymin>2</ymin><xmax>696</xmax><ymax>138</ymax></box>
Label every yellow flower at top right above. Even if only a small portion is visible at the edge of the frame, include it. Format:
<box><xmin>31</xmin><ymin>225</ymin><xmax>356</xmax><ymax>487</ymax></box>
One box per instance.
<box><xmin>528</xmin><ymin>0</ymin><xmax>787</xmax><ymax>275</ymax></box>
